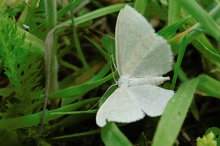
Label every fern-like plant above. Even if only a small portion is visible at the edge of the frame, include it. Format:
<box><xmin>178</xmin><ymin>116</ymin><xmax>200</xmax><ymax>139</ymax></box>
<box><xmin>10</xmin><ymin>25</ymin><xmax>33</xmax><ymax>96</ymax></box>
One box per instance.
<box><xmin>0</xmin><ymin>4</ymin><xmax>44</xmax><ymax>145</ymax></box>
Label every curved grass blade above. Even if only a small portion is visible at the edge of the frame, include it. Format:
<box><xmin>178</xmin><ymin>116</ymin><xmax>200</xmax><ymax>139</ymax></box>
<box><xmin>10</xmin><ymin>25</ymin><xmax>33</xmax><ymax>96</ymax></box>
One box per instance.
<box><xmin>152</xmin><ymin>78</ymin><xmax>199</xmax><ymax>146</ymax></box>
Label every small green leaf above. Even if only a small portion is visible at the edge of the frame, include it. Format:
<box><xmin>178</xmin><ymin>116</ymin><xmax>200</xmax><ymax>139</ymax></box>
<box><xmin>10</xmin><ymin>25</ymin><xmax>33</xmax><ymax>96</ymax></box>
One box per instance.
<box><xmin>205</xmin><ymin>127</ymin><xmax>220</xmax><ymax>144</ymax></box>
<box><xmin>197</xmin><ymin>131</ymin><xmax>217</xmax><ymax>146</ymax></box>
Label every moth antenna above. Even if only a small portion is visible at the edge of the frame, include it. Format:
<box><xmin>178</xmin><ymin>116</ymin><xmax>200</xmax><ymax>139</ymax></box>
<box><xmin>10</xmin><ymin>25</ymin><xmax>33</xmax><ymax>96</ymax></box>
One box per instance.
<box><xmin>90</xmin><ymin>46</ymin><xmax>118</xmax><ymax>110</ymax></box>
<box><xmin>89</xmin><ymin>83</ymin><xmax>116</xmax><ymax>110</ymax></box>
<box><xmin>109</xmin><ymin>54</ymin><xmax>118</xmax><ymax>84</ymax></box>
<box><xmin>89</xmin><ymin>55</ymin><xmax>118</xmax><ymax>110</ymax></box>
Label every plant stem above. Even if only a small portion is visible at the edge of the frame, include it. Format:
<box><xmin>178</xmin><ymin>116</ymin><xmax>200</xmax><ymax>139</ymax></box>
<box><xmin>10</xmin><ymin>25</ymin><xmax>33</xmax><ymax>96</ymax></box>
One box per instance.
<box><xmin>38</xmin><ymin>0</ymin><xmax>58</xmax><ymax>145</ymax></box>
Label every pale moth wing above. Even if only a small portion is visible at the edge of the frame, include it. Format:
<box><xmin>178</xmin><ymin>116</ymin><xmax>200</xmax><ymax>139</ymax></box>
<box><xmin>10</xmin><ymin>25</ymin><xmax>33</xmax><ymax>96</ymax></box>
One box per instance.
<box><xmin>96</xmin><ymin>88</ymin><xmax>145</xmax><ymax>127</ymax></box>
<box><xmin>130</xmin><ymin>84</ymin><xmax>174</xmax><ymax>116</ymax></box>
<box><xmin>96</xmin><ymin>5</ymin><xmax>174</xmax><ymax>127</ymax></box>
<box><xmin>116</xmin><ymin>5</ymin><xmax>173</xmax><ymax>77</ymax></box>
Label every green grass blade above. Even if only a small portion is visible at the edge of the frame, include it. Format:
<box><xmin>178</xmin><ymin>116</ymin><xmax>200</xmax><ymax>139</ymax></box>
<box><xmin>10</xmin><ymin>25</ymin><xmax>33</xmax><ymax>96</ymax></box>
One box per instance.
<box><xmin>158</xmin><ymin>16</ymin><xmax>191</xmax><ymax>38</ymax></box>
<box><xmin>62</xmin><ymin>3</ymin><xmax>127</xmax><ymax>25</ymax></box>
<box><xmin>17</xmin><ymin>27</ymin><xmax>45</xmax><ymax>55</ymax></box>
<box><xmin>152</xmin><ymin>78</ymin><xmax>199</xmax><ymax>146</ymax></box>
<box><xmin>193</xmin><ymin>37</ymin><xmax>220</xmax><ymax>63</ymax></box>
<box><xmin>51</xmin><ymin>110</ymin><xmax>97</xmax><ymax>115</ymax></box>
<box><xmin>197</xmin><ymin>75</ymin><xmax>220</xmax><ymax>99</ymax></box>
<box><xmin>49</xmin><ymin>129</ymin><xmax>100</xmax><ymax>141</ymax></box>
<box><xmin>171</xmin><ymin>36</ymin><xmax>187</xmax><ymax>90</ymax></box>
<box><xmin>179</xmin><ymin>0</ymin><xmax>220</xmax><ymax>41</ymax></box>
<box><xmin>134</xmin><ymin>0</ymin><xmax>148</xmax><ymax>15</ymax></box>
<box><xmin>86</xmin><ymin>36</ymin><xmax>109</xmax><ymax>59</ymax></box>
<box><xmin>172</xmin><ymin>63</ymin><xmax>189</xmax><ymax>83</ymax></box>
<box><xmin>168</xmin><ymin>0</ymin><xmax>181</xmax><ymax>26</ymax></box>
<box><xmin>101</xmin><ymin>123</ymin><xmax>133</xmax><ymax>146</ymax></box>
<box><xmin>70</xmin><ymin>9</ymin><xmax>94</xmax><ymax>77</ymax></box>
<box><xmin>48</xmin><ymin>73</ymin><xmax>113</xmax><ymax>99</ymax></box>
<box><xmin>57</xmin><ymin>0</ymin><xmax>82</xmax><ymax>18</ymax></box>
<box><xmin>0</xmin><ymin>98</ymin><xmax>98</xmax><ymax>129</ymax></box>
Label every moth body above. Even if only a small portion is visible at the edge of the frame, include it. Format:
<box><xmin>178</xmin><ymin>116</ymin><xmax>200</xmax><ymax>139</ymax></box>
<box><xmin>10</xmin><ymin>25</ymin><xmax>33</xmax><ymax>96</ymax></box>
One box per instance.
<box><xmin>118</xmin><ymin>75</ymin><xmax>170</xmax><ymax>87</ymax></box>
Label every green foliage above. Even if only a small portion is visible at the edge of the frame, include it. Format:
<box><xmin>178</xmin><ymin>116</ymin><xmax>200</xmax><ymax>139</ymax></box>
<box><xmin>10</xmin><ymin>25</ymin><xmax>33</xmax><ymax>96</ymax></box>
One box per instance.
<box><xmin>205</xmin><ymin>127</ymin><xmax>220</xmax><ymax>144</ymax></box>
<box><xmin>0</xmin><ymin>4</ymin><xmax>43</xmax><ymax>117</ymax></box>
<box><xmin>101</xmin><ymin>122</ymin><xmax>133</xmax><ymax>146</ymax></box>
<box><xmin>0</xmin><ymin>0</ymin><xmax>220</xmax><ymax>145</ymax></box>
<box><xmin>0</xmin><ymin>2</ymin><xmax>43</xmax><ymax>144</ymax></box>
<box><xmin>197</xmin><ymin>131</ymin><xmax>217</xmax><ymax>146</ymax></box>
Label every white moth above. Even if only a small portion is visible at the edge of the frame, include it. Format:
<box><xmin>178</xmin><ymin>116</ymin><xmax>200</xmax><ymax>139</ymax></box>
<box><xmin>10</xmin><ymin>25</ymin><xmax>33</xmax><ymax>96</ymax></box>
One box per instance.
<box><xmin>96</xmin><ymin>5</ymin><xmax>174</xmax><ymax>127</ymax></box>
<box><xmin>23</xmin><ymin>24</ymin><xmax>30</xmax><ymax>29</ymax></box>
